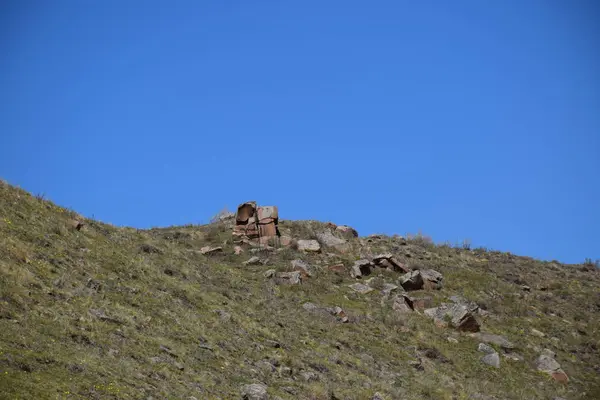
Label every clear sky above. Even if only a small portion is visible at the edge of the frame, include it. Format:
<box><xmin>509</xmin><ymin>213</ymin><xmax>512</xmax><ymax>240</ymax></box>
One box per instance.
<box><xmin>1</xmin><ymin>1</ymin><xmax>598</xmax><ymax>263</ymax></box>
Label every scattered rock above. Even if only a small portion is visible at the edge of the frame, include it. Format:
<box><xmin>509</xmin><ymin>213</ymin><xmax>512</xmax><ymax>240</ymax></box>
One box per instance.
<box><xmin>481</xmin><ymin>352</ymin><xmax>500</xmax><ymax>368</ymax></box>
<box><xmin>297</xmin><ymin>239</ymin><xmax>321</xmax><ymax>252</ymax></box>
<box><xmin>349</xmin><ymin>283</ymin><xmax>374</xmax><ymax>294</ymax></box>
<box><xmin>477</xmin><ymin>343</ymin><xmax>495</xmax><ymax>354</ymax></box>
<box><xmin>424</xmin><ymin>303</ymin><xmax>480</xmax><ymax>332</ymax></box>
<box><xmin>255</xmin><ymin>361</ymin><xmax>275</xmax><ymax>374</ymax></box>
<box><xmin>536</xmin><ymin>349</ymin><xmax>569</xmax><ymax>383</ymax></box>
<box><xmin>316</xmin><ymin>231</ymin><xmax>349</xmax><ymax>252</ymax></box>
<box><xmin>404</xmin><ymin>295</ymin><xmax>432</xmax><ymax>311</ymax></box>
<box><xmin>328</xmin><ymin>306</ymin><xmax>349</xmax><ymax>323</ymax></box>
<box><xmin>200</xmin><ymin>246</ymin><xmax>223</xmax><ymax>255</ymax></box>
<box><xmin>70</xmin><ymin>219</ymin><xmax>85</xmax><ymax>231</ymax></box>
<box><xmin>263</xmin><ymin>269</ymin><xmax>276</xmax><ymax>278</ymax></box>
<box><xmin>381</xmin><ymin>283</ymin><xmax>399</xmax><ymax>296</ymax></box>
<box><xmin>336</xmin><ymin>225</ymin><xmax>358</xmax><ymax>238</ymax></box>
<box><xmin>503</xmin><ymin>353</ymin><xmax>524</xmax><ymax>362</ymax></box>
<box><xmin>372</xmin><ymin>393</ymin><xmax>385</xmax><ymax>400</ymax></box>
<box><xmin>469</xmin><ymin>332</ymin><xmax>515</xmax><ymax>350</ymax></box>
<box><xmin>291</xmin><ymin>259</ymin><xmax>312</xmax><ymax>277</ymax></box>
<box><xmin>420</xmin><ymin>269</ymin><xmax>444</xmax><ymax>290</ymax></box>
<box><xmin>531</xmin><ymin>328</ymin><xmax>546</xmax><ymax>338</ymax></box>
<box><xmin>351</xmin><ymin>259</ymin><xmax>372</xmax><ymax>278</ymax></box>
<box><xmin>274</xmin><ymin>271</ymin><xmax>302</xmax><ymax>285</ymax></box>
<box><xmin>279</xmin><ymin>235</ymin><xmax>293</xmax><ymax>247</ymax></box>
<box><xmin>240</xmin><ymin>383</ymin><xmax>268</xmax><ymax>400</ymax></box>
<box><xmin>392</xmin><ymin>295</ymin><xmax>414</xmax><ymax>313</ymax></box>
<box><xmin>243</xmin><ymin>256</ymin><xmax>261</xmax><ymax>266</ymax></box>
<box><xmin>234</xmin><ymin>246</ymin><xmax>244</xmax><ymax>255</ymax></box>
<box><xmin>372</xmin><ymin>254</ymin><xmax>410</xmax><ymax>273</ymax></box>
<box><xmin>400</xmin><ymin>270</ymin><xmax>424</xmax><ymax>291</ymax></box>
<box><xmin>521</xmin><ymin>285</ymin><xmax>531</xmax><ymax>291</ymax></box>
<box><xmin>447</xmin><ymin>337</ymin><xmax>459</xmax><ymax>344</ymax></box>
<box><xmin>174</xmin><ymin>361</ymin><xmax>185</xmax><ymax>371</ymax></box>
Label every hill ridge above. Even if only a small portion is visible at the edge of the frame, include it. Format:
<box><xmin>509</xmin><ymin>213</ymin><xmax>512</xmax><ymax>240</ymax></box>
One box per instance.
<box><xmin>1</xmin><ymin>181</ymin><xmax>599</xmax><ymax>399</ymax></box>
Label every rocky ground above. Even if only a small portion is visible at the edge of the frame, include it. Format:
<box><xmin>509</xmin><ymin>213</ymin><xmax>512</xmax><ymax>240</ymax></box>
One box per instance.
<box><xmin>0</xmin><ymin>181</ymin><xmax>599</xmax><ymax>399</ymax></box>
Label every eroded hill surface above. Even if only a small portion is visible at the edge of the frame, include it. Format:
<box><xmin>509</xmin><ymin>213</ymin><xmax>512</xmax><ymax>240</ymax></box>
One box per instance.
<box><xmin>0</xmin><ymin>181</ymin><xmax>599</xmax><ymax>399</ymax></box>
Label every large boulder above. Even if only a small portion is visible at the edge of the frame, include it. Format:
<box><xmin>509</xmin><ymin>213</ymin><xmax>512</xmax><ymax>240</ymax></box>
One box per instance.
<box><xmin>335</xmin><ymin>225</ymin><xmax>358</xmax><ymax>239</ymax></box>
<box><xmin>400</xmin><ymin>270</ymin><xmax>424</xmax><ymax>291</ymax></box>
<box><xmin>350</xmin><ymin>259</ymin><xmax>373</xmax><ymax>278</ymax></box>
<box><xmin>424</xmin><ymin>303</ymin><xmax>480</xmax><ymax>332</ymax></box>
<box><xmin>297</xmin><ymin>239</ymin><xmax>321</xmax><ymax>252</ymax></box>
<box><xmin>316</xmin><ymin>231</ymin><xmax>349</xmax><ymax>252</ymax></box>
<box><xmin>421</xmin><ymin>269</ymin><xmax>444</xmax><ymax>290</ymax></box>
<box><xmin>372</xmin><ymin>254</ymin><xmax>410</xmax><ymax>273</ymax></box>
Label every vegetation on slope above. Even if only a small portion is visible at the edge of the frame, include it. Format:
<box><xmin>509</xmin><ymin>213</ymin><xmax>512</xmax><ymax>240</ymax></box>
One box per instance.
<box><xmin>0</xmin><ymin>180</ymin><xmax>598</xmax><ymax>399</ymax></box>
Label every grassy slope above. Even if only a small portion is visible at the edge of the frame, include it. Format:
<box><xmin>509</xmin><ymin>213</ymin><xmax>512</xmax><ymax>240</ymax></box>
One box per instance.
<box><xmin>0</xmin><ymin>181</ymin><xmax>599</xmax><ymax>400</ymax></box>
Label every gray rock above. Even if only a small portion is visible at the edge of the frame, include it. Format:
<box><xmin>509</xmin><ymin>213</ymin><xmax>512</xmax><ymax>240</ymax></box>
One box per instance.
<box><xmin>300</xmin><ymin>371</ymin><xmax>319</xmax><ymax>382</ymax></box>
<box><xmin>297</xmin><ymin>239</ymin><xmax>321</xmax><ymax>252</ymax></box>
<box><xmin>274</xmin><ymin>271</ymin><xmax>302</xmax><ymax>285</ymax></box>
<box><xmin>503</xmin><ymin>352</ymin><xmax>524</xmax><ymax>362</ymax></box>
<box><xmin>200</xmin><ymin>246</ymin><xmax>223</xmax><ymax>255</ymax></box>
<box><xmin>424</xmin><ymin>303</ymin><xmax>480</xmax><ymax>332</ymax></box>
<box><xmin>469</xmin><ymin>332</ymin><xmax>515</xmax><ymax>350</ymax></box>
<box><xmin>291</xmin><ymin>259</ymin><xmax>312</xmax><ymax>277</ymax></box>
<box><xmin>316</xmin><ymin>231</ymin><xmax>349</xmax><ymax>252</ymax></box>
<box><xmin>242</xmin><ymin>256</ymin><xmax>261</xmax><ymax>266</ymax></box>
<box><xmin>536</xmin><ymin>350</ymin><xmax>569</xmax><ymax>382</ymax></box>
<box><xmin>349</xmin><ymin>283</ymin><xmax>374</xmax><ymax>294</ymax></box>
<box><xmin>372</xmin><ymin>254</ymin><xmax>410</xmax><ymax>273</ymax></box>
<box><xmin>381</xmin><ymin>283</ymin><xmax>399</xmax><ymax>295</ymax></box>
<box><xmin>255</xmin><ymin>361</ymin><xmax>275</xmax><ymax>374</ymax></box>
<box><xmin>241</xmin><ymin>383</ymin><xmax>268</xmax><ymax>400</ymax></box>
<box><xmin>400</xmin><ymin>270</ymin><xmax>424</xmax><ymax>291</ymax></box>
<box><xmin>421</xmin><ymin>269</ymin><xmax>444</xmax><ymax>289</ymax></box>
<box><xmin>335</xmin><ymin>225</ymin><xmax>358</xmax><ymax>238</ymax></box>
<box><xmin>263</xmin><ymin>269</ymin><xmax>276</xmax><ymax>278</ymax></box>
<box><xmin>372</xmin><ymin>393</ymin><xmax>385</xmax><ymax>400</ymax></box>
<box><xmin>477</xmin><ymin>343</ymin><xmax>495</xmax><ymax>354</ymax></box>
<box><xmin>481</xmin><ymin>352</ymin><xmax>500</xmax><ymax>368</ymax></box>
<box><xmin>351</xmin><ymin>259</ymin><xmax>372</xmax><ymax>278</ymax></box>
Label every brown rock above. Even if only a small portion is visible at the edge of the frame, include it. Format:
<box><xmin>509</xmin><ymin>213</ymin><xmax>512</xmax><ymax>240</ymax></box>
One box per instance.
<box><xmin>372</xmin><ymin>254</ymin><xmax>410</xmax><ymax>273</ymax></box>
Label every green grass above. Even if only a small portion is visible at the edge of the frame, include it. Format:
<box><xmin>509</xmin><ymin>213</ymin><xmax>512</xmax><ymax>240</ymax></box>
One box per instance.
<box><xmin>1</xmin><ymin>180</ymin><xmax>599</xmax><ymax>399</ymax></box>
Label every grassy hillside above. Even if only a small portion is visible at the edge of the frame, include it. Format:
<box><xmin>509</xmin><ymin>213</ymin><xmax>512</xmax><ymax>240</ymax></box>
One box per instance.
<box><xmin>1</xmin><ymin>180</ymin><xmax>599</xmax><ymax>400</ymax></box>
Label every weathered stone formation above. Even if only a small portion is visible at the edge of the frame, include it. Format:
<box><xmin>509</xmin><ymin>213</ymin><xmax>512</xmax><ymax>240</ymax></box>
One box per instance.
<box><xmin>232</xmin><ymin>201</ymin><xmax>279</xmax><ymax>242</ymax></box>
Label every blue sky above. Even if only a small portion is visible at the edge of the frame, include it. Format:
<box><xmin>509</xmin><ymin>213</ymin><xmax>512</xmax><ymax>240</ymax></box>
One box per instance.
<box><xmin>1</xmin><ymin>1</ymin><xmax>598</xmax><ymax>263</ymax></box>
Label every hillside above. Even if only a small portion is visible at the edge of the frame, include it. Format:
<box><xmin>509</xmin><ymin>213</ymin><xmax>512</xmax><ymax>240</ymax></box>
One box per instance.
<box><xmin>1</xmin><ymin>180</ymin><xmax>599</xmax><ymax>400</ymax></box>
